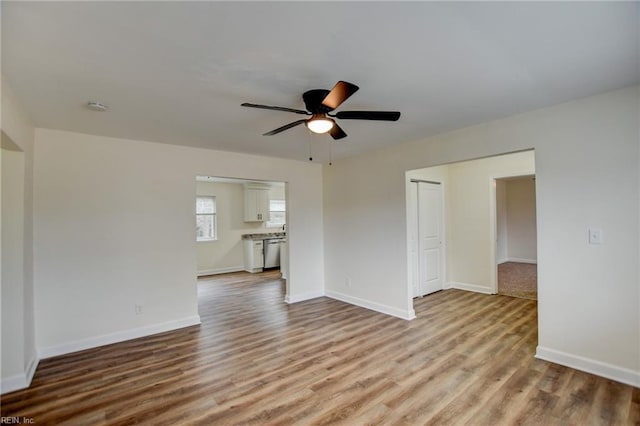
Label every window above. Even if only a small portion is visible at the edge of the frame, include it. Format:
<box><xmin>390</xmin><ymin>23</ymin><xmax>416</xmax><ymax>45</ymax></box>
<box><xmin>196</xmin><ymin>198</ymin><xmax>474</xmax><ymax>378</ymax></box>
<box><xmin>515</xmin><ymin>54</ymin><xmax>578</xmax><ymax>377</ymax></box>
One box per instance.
<box><xmin>267</xmin><ymin>199</ymin><xmax>286</xmax><ymax>227</ymax></box>
<box><xmin>196</xmin><ymin>196</ymin><xmax>216</xmax><ymax>241</ymax></box>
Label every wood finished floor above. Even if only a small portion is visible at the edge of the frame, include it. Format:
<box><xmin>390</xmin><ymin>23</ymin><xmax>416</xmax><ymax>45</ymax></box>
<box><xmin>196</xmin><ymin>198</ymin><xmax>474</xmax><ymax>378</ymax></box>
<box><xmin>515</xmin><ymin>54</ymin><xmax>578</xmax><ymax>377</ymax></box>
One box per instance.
<box><xmin>2</xmin><ymin>270</ymin><xmax>638</xmax><ymax>425</ymax></box>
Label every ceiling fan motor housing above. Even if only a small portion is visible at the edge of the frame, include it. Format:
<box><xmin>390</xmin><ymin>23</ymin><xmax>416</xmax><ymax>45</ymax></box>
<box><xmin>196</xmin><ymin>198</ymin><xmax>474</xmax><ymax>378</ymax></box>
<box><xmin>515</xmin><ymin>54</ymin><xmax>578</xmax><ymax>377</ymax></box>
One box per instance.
<box><xmin>303</xmin><ymin>89</ymin><xmax>332</xmax><ymax>113</ymax></box>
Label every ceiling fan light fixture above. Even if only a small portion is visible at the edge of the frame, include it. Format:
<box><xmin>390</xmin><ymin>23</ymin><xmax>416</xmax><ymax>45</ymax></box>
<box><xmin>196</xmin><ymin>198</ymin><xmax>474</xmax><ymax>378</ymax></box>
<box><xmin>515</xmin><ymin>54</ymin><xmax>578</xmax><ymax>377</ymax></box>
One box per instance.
<box><xmin>306</xmin><ymin>115</ymin><xmax>334</xmax><ymax>134</ymax></box>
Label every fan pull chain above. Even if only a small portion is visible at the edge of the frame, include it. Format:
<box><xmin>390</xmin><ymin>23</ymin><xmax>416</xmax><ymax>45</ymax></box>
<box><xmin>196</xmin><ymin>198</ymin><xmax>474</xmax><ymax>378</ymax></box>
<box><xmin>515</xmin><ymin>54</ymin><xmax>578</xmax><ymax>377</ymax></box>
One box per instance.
<box><xmin>308</xmin><ymin>131</ymin><xmax>313</xmax><ymax>161</ymax></box>
<box><xmin>329</xmin><ymin>139</ymin><xmax>333</xmax><ymax>166</ymax></box>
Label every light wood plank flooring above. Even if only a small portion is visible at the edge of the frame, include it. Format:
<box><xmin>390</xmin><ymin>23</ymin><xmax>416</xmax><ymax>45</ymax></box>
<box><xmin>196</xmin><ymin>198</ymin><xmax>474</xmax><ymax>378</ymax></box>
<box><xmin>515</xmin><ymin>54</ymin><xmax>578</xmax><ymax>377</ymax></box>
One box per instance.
<box><xmin>2</xmin><ymin>270</ymin><xmax>638</xmax><ymax>425</ymax></box>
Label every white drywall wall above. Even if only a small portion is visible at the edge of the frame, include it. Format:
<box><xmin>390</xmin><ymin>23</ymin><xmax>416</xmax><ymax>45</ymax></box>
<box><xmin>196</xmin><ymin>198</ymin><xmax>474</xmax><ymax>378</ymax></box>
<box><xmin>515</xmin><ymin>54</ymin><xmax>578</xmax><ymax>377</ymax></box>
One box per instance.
<box><xmin>2</xmin><ymin>148</ymin><xmax>26</xmax><ymax>382</ymax></box>
<box><xmin>1</xmin><ymin>77</ymin><xmax>37</xmax><ymax>393</ymax></box>
<box><xmin>324</xmin><ymin>86</ymin><xmax>639</xmax><ymax>381</ymax></box>
<box><xmin>506</xmin><ymin>178</ymin><xmax>537</xmax><ymax>262</ymax></box>
<box><xmin>33</xmin><ymin>129</ymin><xmax>324</xmax><ymax>355</ymax></box>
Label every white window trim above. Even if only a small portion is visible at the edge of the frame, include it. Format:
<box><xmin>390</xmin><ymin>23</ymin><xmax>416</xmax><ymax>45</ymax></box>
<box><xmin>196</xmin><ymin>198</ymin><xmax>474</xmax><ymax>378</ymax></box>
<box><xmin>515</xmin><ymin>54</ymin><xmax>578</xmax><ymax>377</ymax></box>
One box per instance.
<box><xmin>196</xmin><ymin>196</ymin><xmax>217</xmax><ymax>242</ymax></box>
<box><xmin>266</xmin><ymin>199</ymin><xmax>286</xmax><ymax>228</ymax></box>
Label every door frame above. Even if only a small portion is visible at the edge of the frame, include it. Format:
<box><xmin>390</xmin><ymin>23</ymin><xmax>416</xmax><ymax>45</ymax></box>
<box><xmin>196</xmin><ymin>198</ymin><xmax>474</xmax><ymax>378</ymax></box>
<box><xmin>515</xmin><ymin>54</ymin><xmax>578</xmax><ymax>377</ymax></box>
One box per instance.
<box><xmin>406</xmin><ymin>178</ymin><xmax>447</xmax><ymax>301</ymax></box>
<box><xmin>194</xmin><ymin>176</ymin><xmax>292</xmax><ymax>301</ymax></box>
<box><xmin>488</xmin><ymin>172</ymin><xmax>536</xmax><ymax>294</ymax></box>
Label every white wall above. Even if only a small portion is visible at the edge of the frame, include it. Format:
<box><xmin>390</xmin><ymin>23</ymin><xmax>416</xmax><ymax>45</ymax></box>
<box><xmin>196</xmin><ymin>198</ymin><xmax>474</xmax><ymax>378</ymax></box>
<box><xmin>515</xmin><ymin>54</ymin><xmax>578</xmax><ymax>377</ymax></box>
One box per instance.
<box><xmin>2</xmin><ymin>148</ymin><xmax>26</xmax><ymax>384</ymax></box>
<box><xmin>505</xmin><ymin>178</ymin><xmax>537</xmax><ymax>262</ymax></box>
<box><xmin>324</xmin><ymin>86</ymin><xmax>639</xmax><ymax>385</ymax></box>
<box><xmin>33</xmin><ymin>128</ymin><xmax>324</xmax><ymax>357</ymax></box>
<box><xmin>1</xmin><ymin>78</ymin><xmax>37</xmax><ymax>394</ymax></box>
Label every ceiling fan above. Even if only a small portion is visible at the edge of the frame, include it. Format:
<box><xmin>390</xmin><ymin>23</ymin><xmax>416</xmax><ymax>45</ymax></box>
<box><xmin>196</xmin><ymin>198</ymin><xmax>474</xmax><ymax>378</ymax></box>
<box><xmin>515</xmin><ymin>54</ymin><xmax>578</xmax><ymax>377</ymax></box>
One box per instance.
<box><xmin>241</xmin><ymin>81</ymin><xmax>400</xmax><ymax>140</ymax></box>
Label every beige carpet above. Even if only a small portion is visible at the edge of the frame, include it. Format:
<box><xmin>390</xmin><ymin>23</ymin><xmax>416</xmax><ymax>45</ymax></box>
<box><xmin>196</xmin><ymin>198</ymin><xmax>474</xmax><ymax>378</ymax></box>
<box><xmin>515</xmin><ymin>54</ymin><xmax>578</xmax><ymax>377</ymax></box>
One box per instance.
<box><xmin>498</xmin><ymin>262</ymin><xmax>537</xmax><ymax>300</ymax></box>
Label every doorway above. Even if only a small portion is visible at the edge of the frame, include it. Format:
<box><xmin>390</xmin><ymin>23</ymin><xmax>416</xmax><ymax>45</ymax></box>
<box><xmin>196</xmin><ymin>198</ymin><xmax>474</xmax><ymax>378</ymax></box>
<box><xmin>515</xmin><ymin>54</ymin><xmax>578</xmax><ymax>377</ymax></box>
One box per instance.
<box><xmin>494</xmin><ymin>175</ymin><xmax>537</xmax><ymax>300</ymax></box>
<box><xmin>406</xmin><ymin>150</ymin><xmax>536</xmax><ymax>312</ymax></box>
<box><xmin>194</xmin><ymin>176</ymin><xmax>289</xmax><ymax>298</ymax></box>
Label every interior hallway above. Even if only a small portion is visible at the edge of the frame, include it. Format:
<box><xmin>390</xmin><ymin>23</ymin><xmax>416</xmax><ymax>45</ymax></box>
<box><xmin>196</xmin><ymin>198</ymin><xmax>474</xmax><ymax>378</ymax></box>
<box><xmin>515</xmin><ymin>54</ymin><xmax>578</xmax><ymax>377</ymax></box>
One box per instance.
<box><xmin>498</xmin><ymin>261</ymin><xmax>538</xmax><ymax>300</ymax></box>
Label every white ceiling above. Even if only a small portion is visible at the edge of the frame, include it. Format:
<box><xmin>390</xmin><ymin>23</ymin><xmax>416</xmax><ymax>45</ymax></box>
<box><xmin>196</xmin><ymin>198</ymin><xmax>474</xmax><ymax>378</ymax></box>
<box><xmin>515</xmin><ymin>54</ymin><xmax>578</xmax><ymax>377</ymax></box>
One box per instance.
<box><xmin>3</xmin><ymin>2</ymin><xmax>638</xmax><ymax>162</ymax></box>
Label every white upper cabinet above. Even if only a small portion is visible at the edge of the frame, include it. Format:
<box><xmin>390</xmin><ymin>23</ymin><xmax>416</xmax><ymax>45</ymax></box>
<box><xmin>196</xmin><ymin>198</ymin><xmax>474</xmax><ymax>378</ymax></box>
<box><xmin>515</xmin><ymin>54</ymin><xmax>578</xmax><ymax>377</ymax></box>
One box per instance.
<box><xmin>244</xmin><ymin>184</ymin><xmax>270</xmax><ymax>222</ymax></box>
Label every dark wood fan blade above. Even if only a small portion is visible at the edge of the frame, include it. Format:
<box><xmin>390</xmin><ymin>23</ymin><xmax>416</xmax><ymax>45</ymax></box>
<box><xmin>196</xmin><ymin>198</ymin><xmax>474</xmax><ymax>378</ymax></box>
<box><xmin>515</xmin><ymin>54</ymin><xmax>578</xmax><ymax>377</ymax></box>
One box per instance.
<box><xmin>329</xmin><ymin>123</ymin><xmax>347</xmax><ymax>140</ymax></box>
<box><xmin>335</xmin><ymin>111</ymin><xmax>401</xmax><ymax>121</ymax></box>
<box><xmin>263</xmin><ymin>119</ymin><xmax>307</xmax><ymax>136</ymax></box>
<box><xmin>241</xmin><ymin>103</ymin><xmax>310</xmax><ymax>115</ymax></box>
<box><xmin>321</xmin><ymin>81</ymin><xmax>359</xmax><ymax>110</ymax></box>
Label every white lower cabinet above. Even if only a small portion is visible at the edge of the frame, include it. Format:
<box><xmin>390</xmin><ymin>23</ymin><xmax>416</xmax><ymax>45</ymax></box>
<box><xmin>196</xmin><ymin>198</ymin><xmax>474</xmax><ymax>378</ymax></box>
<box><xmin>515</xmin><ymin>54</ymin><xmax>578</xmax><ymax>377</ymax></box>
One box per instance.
<box><xmin>243</xmin><ymin>239</ymin><xmax>264</xmax><ymax>273</ymax></box>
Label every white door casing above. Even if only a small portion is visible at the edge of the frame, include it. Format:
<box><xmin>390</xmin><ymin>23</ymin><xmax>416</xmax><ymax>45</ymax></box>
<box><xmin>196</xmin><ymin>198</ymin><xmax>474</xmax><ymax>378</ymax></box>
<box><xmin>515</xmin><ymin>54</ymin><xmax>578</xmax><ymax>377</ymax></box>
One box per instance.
<box><xmin>408</xmin><ymin>182</ymin><xmax>420</xmax><ymax>297</ymax></box>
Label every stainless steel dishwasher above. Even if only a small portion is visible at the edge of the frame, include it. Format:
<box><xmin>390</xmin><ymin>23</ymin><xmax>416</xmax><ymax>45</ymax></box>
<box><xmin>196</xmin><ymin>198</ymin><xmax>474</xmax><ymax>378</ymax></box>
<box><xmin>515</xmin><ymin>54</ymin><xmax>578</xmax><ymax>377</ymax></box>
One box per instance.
<box><xmin>263</xmin><ymin>238</ymin><xmax>286</xmax><ymax>269</ymax></box>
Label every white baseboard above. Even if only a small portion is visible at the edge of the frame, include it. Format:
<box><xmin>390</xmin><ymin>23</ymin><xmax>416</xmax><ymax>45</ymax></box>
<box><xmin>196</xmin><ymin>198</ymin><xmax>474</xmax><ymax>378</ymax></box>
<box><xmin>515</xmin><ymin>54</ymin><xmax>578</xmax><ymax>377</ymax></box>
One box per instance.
<box><xmin>25</xmin><ymin>355</ymin><xmax>38</xmax><ymax>386</ymax></box>
<box><xmin>446</xmin><ymin>281</ymin><xmax>494</xmax><ymax>295</ymax></box>
<box><xmin>197</xmin><ymin>266</ymin><xmax>244</xmax><ymax>277</ymax></box>
<box><xmin>506</xmin><ymin>257</ymin><xmax>537</xmax><ymax>264</ymax></box>
<box><xmin>38</xmin><ymin>315</ymin><xmax>201</xmax><ymax>359</ymax></box>
<box><xmin>1</xmin><ymin>356</ymin><xmax>39</xmax><ymax>395</ymax></box>
<box><xmin>536</xmin><ymin>346</ymin><xmax>640</xmax><ymax>388</ymax></box>
<box><xmin>285</xmin><ymin>290</ymin><xmax>325</xmax><ymax>304</ymax></box>
<box><xmin>325</xmin><ymin>290</ymin><xmax>415</xmax><ymax>320</ymax></box>
<box><xmin>1</xmin><ymin>373</ymin><xmax>28</xmax><ymax>395</ymax></box>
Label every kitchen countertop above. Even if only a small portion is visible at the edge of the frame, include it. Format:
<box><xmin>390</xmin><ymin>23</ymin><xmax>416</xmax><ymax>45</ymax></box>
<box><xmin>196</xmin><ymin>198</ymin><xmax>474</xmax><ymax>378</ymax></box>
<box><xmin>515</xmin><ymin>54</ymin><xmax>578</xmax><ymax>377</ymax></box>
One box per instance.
<box><xmin>242</xmin><ymin>232</ymin><xmax>286</xmax><ymax>240</ymax></box>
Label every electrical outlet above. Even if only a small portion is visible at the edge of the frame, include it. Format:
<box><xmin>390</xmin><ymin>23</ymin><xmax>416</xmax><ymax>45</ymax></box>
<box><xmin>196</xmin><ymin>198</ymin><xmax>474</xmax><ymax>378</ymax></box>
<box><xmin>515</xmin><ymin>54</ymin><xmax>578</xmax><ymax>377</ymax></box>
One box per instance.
<box><xmin>135</xmin><ymin>304</ymin><xmax>143</xmax><ymax>315</ymax></box>
<box><xmin>346</xmin><ymin>277</ymin><xmax>352</xmax><ymax>288</ymax></box>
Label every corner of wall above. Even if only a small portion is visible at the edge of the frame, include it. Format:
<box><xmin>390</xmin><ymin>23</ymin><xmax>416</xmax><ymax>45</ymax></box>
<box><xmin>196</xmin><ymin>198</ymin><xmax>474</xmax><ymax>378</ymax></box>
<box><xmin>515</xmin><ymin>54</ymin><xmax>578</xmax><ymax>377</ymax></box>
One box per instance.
<box><xmin>446</xmin><ymin>282</ymin><xmax>494</xmax><ymax>295</ymax></box>
<box><xmin>0</xmin><ymin>355</ymin><xmax>39</xmax><ymax>395</ymax></box>
<box><xmin>536</xmin><ymin>346</ymin><xmax>640</xmax><ymax>388</ymax></box>
<box><xmin>1</xmin><ymin>75</ymin><xmax>37</xmax><ymax>394</ymax></box>
<box><xmin>325</xmin><ymin>290</ymin><xmax>416</xmax><ymax>320</ymax></box>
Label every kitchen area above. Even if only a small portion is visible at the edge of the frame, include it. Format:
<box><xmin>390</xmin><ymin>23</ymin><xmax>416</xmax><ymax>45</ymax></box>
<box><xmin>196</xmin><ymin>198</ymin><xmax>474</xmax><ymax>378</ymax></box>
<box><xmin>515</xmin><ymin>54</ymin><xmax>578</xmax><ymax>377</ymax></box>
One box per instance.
<box><xmin>242</xmin><ymin>232</ymin><xmax>287</xmax><ymax>277</ymax></box>
<box><xmin>196</xmin><ymin>176</ymin><xmax>288</xmax><ymax>279</ymax></box>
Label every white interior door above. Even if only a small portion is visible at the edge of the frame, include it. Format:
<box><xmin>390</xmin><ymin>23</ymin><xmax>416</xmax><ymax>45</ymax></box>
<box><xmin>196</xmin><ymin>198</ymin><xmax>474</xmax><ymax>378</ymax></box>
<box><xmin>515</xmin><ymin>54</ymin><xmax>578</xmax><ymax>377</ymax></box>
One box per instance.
<box><xmin>418</xmin><ymin>182</ymin><xmax>443</xmax><ymax>296</ymax></box>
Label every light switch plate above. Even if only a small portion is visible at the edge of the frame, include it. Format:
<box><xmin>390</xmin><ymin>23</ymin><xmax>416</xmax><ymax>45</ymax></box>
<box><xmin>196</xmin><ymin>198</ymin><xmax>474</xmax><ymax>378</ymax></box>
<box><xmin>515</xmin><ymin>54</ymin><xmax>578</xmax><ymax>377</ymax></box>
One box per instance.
<box><xmin>589</xmin><ymin>228</ymin><xmax>603</xmax><ymax>245</ymax></box>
